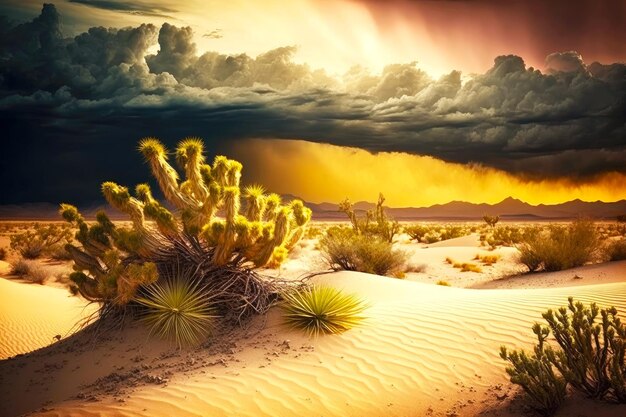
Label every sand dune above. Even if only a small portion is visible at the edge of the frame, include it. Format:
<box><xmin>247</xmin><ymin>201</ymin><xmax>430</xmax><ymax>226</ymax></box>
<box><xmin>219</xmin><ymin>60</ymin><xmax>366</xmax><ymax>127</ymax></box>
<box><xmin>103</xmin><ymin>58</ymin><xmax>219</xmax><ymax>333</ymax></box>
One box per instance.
<box><xmin>2</xmin><ymin>272</ymin><xmax>622</xmax><ymax>417</ymax></box>
<box><xmin>0</xmin><ymin>277</ymin><xmax>98</xmax><ymax>360</ymax></box>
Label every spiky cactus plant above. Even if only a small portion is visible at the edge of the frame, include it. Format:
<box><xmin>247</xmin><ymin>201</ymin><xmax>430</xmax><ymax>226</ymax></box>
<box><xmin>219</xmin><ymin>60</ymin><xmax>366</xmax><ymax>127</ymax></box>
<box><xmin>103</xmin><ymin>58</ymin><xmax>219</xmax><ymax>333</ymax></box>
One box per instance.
<box><xmin>61</xmin><ymin>137</ymin><xmax>311</xmax><ymax>322</ymax></box>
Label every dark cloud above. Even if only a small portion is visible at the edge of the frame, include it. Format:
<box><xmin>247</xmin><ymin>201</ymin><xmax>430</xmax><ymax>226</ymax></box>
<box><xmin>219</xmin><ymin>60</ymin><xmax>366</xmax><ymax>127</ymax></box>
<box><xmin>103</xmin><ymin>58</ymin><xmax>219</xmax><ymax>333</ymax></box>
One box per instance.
<box><xmin>0</xmin><ymin>3</ymin><xmax>625</xmax><ymax>204</ymax></box>
<box><xmin>68</xmin><ymin>0</ymin><xmax>177</xmax><ymax>18</ymax></box>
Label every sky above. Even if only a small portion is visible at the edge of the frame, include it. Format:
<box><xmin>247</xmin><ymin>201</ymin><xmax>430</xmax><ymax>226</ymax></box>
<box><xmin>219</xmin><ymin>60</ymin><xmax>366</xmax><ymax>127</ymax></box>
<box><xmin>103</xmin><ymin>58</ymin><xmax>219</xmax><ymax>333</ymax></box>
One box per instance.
<box><xmin>0</xmin><ymin>1</ymin><xmax>625</xmax><ymax>207</ymax></box>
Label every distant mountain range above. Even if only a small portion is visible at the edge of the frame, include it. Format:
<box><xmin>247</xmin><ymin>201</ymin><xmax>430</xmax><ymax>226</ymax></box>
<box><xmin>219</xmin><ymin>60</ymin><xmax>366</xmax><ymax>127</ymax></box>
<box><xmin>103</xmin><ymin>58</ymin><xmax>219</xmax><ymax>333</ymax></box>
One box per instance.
<box><xmin>299</xmin><ymin>196</ymin><xmax>626</xmax><ymax>221</ymax></box>
<box><xmin>1</xmin><ymin>197</ymin><xmax>625</xmax><ymax>221</ymax></box>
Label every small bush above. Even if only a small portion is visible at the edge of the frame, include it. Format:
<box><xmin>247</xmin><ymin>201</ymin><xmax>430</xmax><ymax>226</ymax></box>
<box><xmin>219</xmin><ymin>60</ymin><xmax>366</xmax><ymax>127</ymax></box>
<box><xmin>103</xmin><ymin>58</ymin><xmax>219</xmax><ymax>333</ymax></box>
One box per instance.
<box><xmin>320</xmin><ymin>228</ymin><xmax>408</xmax><ymax>276</ymax></box>
<box><xmin>281</xmin><ymin>285</ymin><xmax>367</xmax><ymax>336</ymax></box>
<box><xmin>436</xmin><ymin>280</ymin><xmax>450</xmax><ymax>286</ymax></box>
<box><xmin>0</xmin><ymin>247</ymin><xmax>6</xmax><ymax>260</ymax></box>
<box><xmin>475</xmin><ymin>254</ymin><xmax>500</xmax><ymax>266</ymax></box>
<box><xmin>500</xmin><ymin>324</ymin><xmax>567</xmax><ymax>416</ymax></box>
<box><xmin>404</xmin><ymin>262</ymin><xmax>426</xmax><ymax>273</ymax></box>
<box><xmin>517</xmin><ymin>220</ymin><xmax>601</xmax><ymax>272</ymax></box>
<box><xmin>10</xmin><ymin>259</ymin><xmax>48</xmax><ymax>284</ymax></box>
<box><xmin>135</xmin><ymin>275</ymin><xmax>217</xmax><ymax>348</ymax></box>
<box><xmin>459</xmin><ymin>263</ymin><xmax>482</xmax><ymax>273</ymax></box>
<box><xmin>501</xmin><ymin>297</ymin><xmax>626</xmax><ymax>415</ymax></box>
<box><xmin>11</xmin><ymin>258</ymin><xmax>31</xmax><ymax>276</ymax></box>
<box><xmin>405</xmin><ymin>225</ymin><xmax>429</xmax><ymax>242</ymax></box>
<box><xmin>48</xmin><ymin>245</ymin><xmax>73</xmax><ymax>261</ymax></box>
<box><xmin>9</xmin><ymin>223</ymin><xmax>73</xmax><ymax>259</ymax></box>
<box><xmin>606</xmin><ymin>239</ymin><xmax>626</xmax><ymax>261</ymax></box>
<box><xmin>486</xmin><ymin>225</ymin><xmax>524</xmax><ymax>248</ymax></box>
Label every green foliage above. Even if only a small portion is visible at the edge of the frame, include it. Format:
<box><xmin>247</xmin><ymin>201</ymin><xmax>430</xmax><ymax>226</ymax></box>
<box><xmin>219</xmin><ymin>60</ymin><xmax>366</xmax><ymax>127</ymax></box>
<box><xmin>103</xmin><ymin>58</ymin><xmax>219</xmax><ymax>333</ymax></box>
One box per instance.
<box><xmin>60</xmin><ymin>137</ymin><xmax>311</xmax><ymax>329</ymax></box>
<box><xmin>517</xmin><ymin>220</ymin><xmax>601</xmax><ymax>272</ymax></box>
<box><xmin>339</xmin><ymin>193</ymin><xmax>399</xmax><ymax>243</ymax></box>
<box><xmin>281</xmin><ymin>285</ymin><xmax>367</xmax><ymax>336</ymax></box>
<box><xmin>501</xmin><ymin>298</ymin><xmax>626</xmax><ymax>415</ymax></box>
<box><xmin>500</xmin><ymin>324</ymin><xmax>567</xmax><ymax>416</ymax></box>
<box><xmin>9</xmin><ymin>223</ymin><xmax>73</xmax><ymax>259</ymax></box>
<box><xmin>483</xmin><ymin>214</ymin><xmax>500</xmax><ymax>227</ymax></box>
<box><xmin>135</xmin><ymin>274</ymin><xmax>217</xmax><ymax>348</ymax></box>
<box><xmin>320</xmin><ymin>227</ymin><xmax>408</xmax><ymax>276</ymax></box>
<box><xmin>542</xmin><ymin>298</ymin><xmax>626</xmax><ymax>402</ymax></box>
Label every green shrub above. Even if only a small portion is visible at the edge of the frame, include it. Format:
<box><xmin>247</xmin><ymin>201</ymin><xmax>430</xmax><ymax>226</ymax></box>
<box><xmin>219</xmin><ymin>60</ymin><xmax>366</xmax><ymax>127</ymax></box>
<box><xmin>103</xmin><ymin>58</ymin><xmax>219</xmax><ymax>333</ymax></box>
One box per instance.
<box><xmin>501</xmin><ymin>297</ymin><xmax>626</xmax><ymax>414</ymax></box>
<box><xmin>517</xmin><ymin>220</ymin><xmax>601</xmax><ymax>272</ymax></box>
<box><xmin>135</xmin><ymin>273</ymin><xmax>217</xmax><ymax>348</ymax></box>
<box><xmin>542</xmin><ymin>298</ymin><xmax>626</xmax><ymax>402</ymax></box>
<box><xmin>606</xmin><ymin>239</ymin><xmax>626</xmax><ymax>261</ymax></box>
<box><xmin>9</xmin><ymin>223</ymin><xmax>73</xmax><ymax>259</ymax></box>
<box><xmin>500</xmin><ymin>323</ymin><xmax>567</xmax><ymax>416</ymax></box>
<box><xmin>320</xmin><ymin>228</ymin><xmax>408</xmax><ymax>276</ymax></box>
<box><xmin>281</xmin><ymin>285</ymin><xmax>367</xmax><ymax>336</ymax></box>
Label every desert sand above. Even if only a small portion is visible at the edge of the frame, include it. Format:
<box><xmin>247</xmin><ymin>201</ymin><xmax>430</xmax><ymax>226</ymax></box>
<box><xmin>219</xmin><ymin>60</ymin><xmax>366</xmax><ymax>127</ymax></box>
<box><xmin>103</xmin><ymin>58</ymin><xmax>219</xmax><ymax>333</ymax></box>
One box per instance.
<box><xmin>1</xmin><ymin>225</ymin><xmax>625</xmax><ymax>417</ymax></box>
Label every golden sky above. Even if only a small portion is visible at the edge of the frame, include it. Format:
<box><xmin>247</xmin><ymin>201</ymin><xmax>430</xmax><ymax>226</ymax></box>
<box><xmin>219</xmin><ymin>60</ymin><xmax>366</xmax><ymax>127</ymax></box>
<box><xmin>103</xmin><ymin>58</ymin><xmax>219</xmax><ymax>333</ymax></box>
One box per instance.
<box><xmin>231</xmin><ymin>139</ymin><xmax>626</xmax><ymax>207</ymax></box>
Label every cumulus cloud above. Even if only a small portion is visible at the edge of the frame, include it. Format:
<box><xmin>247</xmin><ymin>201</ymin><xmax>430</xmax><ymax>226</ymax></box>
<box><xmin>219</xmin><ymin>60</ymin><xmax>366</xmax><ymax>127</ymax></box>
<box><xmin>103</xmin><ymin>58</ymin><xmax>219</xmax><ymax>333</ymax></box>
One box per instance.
<box><xmin>0</xmin><ymin>4</ymin><xmax>625</xmax><ymax>204</ymax></box>
<box><xmin>68</xmin><ymin>0</ymin><xmax>177</xmax><ymax>18</ymax></box>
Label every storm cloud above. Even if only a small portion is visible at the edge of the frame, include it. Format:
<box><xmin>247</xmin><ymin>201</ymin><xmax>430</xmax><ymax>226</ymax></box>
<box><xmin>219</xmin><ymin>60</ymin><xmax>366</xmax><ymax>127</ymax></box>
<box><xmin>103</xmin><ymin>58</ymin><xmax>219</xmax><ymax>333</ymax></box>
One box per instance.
<box><xmin>0</xmin><ymin>4</ymin><xmax>625</xmax><ymax>204</ymax></box>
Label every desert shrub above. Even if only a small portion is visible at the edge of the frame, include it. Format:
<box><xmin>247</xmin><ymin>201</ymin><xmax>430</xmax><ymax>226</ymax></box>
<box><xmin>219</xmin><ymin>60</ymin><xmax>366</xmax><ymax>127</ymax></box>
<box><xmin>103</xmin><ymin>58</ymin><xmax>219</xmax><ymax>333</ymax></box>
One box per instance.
<box><xmin>9</xmin><ymin>223</ymin><xmax>73</xmax><ymax>259</ymax></box>
<box><xmin>459</xmin><ymin>263</ymin><xmax>481</xmax><ymax>273</ymax></box>
<box><xmin>281</xmin><ymin>285</ymin><xmax>367</xmax><ymax>336</ymax></box>
<box><xmin>320</xmin><ymin>228</ymin><xmax>408</xmax><ymax>276</ymax></box>
<box><xmin>11</xmin><ymin>259</ymin><xmax>48</xmax><ymax>284</ymax></box>
<box><xmin>0</xmin><ymin>247</ymin><xmax>6</xmax><ymax>260</ymax></box>
<box><xmin>339</xmin><ymin>193</ymin><xmax>400</xmax><ymax>242</ymax></box>
<box><xmin>404</xmin><ymin>262</ymin><xmax>426</xmax><ymax>273</ymax></box>
<box><xmin>439</xmin><ymin>226</ymin><xmax>466</xmax><ymax>241</ymax></box>
<box><xmin>11</xmin><ymin>258</ymin><xmax>32</xmax><ymax>276</ymax></box>
<box><xmin>60</xmin><ymin>137</ymin><xmax>311</xmax><ymax>327</ymax></box>
<box><xmin>486</xmin><ymin>225</ymin><xmax>524</xmax><ymax>248</ymax></box>
<box><xmin>475</xmin><ymin>254</ymin><xmax>500</xmax><ymax>266</ymax></box>
<box><xmin>483</xmin><ymin>214</ymin><xmax>500</xmax><ymax>227</ymax></box>
<box><xmin>48</xmin><ymin>244</ymin><xmax>73</xmax><ymax>261</ymax></box>
<box><xmin>436</xmin><ymin>280</ymin><xmax>450</xmax><ymax>286</ymax></box>
<box><xmin>422</xmin><ymin>233</ymin><xmax>441</xmax><ymax>244</ymax></box>
<box><xmin>543</xmin><ymin>298</ymin><xmax>626</xmax><ymax>402</ymax></box>
<box><xmin>406</xmin><ymin>224</ymin><xmax>429</xmax><ymax>242</ymax></box>
<box><xmin>606</xmin><ymin>239</ymin><xmax>626</xmax><ymax>261</ymax></box>
<box><xmin>500</xmin><ymin>323</ymin><xmax>567</xmax><ymax>416</ymax></box>
<box><xmin>501</xmin><ymin>298</ymin><xmax>626</xmax><ymax>414</ymax></box>
<box><xmin>517</xmin><ymin>220</ymin><xmax>601</xmax><ymax>272</ymax></box>
<box><xmin>135</xmin><ymin>270</ymin><xmax>217</xmax><ymax>348</ymax></box>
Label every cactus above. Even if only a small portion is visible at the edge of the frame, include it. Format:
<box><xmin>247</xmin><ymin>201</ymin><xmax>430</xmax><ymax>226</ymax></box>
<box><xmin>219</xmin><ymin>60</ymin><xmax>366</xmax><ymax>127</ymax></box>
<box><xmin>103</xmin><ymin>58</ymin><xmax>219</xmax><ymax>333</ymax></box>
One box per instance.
<box><xmin>339</xmin><ymin>193</ymin><xmax>399</xmax><ymax>243</ymax></box>
<box><xmin>60</xmin><ymin>137</ymin><xmax>311</xmax><ymax>322</ymax></box>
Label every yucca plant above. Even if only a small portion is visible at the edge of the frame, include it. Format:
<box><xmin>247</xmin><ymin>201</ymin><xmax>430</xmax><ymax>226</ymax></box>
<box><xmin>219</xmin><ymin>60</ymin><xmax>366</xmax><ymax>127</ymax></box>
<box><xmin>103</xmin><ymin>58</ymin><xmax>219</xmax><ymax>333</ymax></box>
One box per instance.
<box><xmin>135</xmin><ymin>271</ymin><xmax>217</xmax><ymax>348</ymax></box>
<box><xmin>281</xmin><ymin>285</ymin><xmax>367</xmax><ymax>336</ymax></box>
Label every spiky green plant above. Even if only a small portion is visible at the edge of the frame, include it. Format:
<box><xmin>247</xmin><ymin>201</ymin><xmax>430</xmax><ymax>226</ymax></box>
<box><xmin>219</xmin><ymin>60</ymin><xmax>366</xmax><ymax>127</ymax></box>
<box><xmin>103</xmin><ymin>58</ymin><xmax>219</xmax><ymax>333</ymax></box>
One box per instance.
<box><xmin>135</xmin><ymin>275</ymin><xmax>217</xmax><ymax>348</ymax></box>
<box><xmin>60</xmin><ymin>137</ymin><xmax>311</xmax><ymax>324</ymax></box>
<box><xmin>281</xmin><ymin>285</ymin><xmax>367</xmax><ymax>336</ymax></box>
